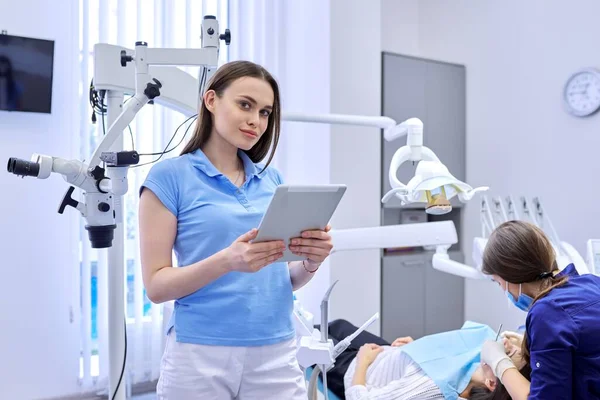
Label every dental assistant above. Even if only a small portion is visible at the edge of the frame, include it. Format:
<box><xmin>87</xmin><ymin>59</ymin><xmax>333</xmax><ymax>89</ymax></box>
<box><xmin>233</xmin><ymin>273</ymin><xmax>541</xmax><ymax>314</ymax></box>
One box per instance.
<box><xmin>479</xmin><ymin>220</ymin><xmax>600</xmax><ymax>400</ymax></box>
<box><xmin>138</xmin><ymin>61</ymin><xmax>333</xmax><ymax>400</ymax></box>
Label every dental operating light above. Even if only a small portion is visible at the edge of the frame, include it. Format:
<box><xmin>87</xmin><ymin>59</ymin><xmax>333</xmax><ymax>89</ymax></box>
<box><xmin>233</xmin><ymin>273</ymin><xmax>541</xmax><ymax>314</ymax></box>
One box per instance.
<box><xmin>283</xmin><ymin>113</ymin><xmax>488</xmax><ymax>215</ymax></box>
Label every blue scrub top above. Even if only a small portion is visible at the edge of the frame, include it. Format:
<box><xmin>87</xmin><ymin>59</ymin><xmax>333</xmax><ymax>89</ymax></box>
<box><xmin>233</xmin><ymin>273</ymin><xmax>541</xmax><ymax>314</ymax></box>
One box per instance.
<box><xmin>526</xmin><ymin>264</ymin><xmax>600</xmax><ymax>399</ymax></box>
<box><xmin>140</xmin><ymin>148</ymin><xmax>295</xmax><ymax>347</ymax></box>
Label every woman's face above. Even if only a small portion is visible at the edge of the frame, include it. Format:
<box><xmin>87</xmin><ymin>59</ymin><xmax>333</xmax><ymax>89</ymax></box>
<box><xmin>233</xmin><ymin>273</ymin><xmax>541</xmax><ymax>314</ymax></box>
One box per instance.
<box><xmin>205</xmin><ymin>76</ymin><xmax>274</xmax><ymax>151</ymax></box>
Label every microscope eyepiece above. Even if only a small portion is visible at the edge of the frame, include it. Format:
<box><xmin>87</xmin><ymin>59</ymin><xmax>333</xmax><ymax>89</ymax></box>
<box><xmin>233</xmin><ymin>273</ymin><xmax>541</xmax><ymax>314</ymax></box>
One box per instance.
<box><xmin>7</xmin><ymin>157</ymin><xmax>40</xmax><ymax>177</ymax></box>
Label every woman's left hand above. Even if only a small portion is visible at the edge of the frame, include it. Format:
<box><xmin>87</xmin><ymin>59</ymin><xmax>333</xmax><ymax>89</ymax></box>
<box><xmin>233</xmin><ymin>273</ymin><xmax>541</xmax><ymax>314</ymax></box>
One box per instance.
<box><xmin>289</xmin><ymin>224</ymin><xmax>333</xmax><ymax>269</ymax></box>
<box><xmin>356</xmin><ymin>344</ymin><xmax>384</xmax><ymax>367</ymax></box>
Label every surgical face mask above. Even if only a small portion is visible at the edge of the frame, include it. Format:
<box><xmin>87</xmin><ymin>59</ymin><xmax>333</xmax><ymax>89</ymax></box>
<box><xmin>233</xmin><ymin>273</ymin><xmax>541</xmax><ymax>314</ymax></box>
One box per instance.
<box><xmin>505</xmin><ymin>282</ymin><xmax>533</xmax><ymax>312</ymax></box>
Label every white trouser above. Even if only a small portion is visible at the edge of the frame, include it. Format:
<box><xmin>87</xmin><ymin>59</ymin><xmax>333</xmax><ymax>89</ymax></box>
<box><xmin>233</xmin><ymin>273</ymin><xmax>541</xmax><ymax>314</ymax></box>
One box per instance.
<box><xmin>157</xmin><ymin>329</ymin><xmax>307</xmax><ymax>400</ymax></box>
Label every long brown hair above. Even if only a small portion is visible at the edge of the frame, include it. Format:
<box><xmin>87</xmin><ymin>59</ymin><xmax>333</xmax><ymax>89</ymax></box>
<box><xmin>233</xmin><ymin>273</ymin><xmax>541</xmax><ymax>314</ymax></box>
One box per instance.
<box><xmin>180</xmin><ymin>60</ymin><xmax>281</xmax><ymax>171</ymax></box>
<box><xmin>481</xmin><ymin>220</ymin><xmax>569</xmax><ymax>364</ymax></box>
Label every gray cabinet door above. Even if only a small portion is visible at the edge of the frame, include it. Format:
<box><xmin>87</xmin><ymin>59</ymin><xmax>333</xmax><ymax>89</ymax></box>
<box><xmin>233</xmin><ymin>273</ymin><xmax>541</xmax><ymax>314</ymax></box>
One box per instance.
<box><xmin>424</xmin><ymin>250</ymin><xmax>465</xmax><ymax>335</ymax></box>
<box><xmin>381</xmin><ymin>253</ymin><xmax>427</xmax><ymax>343</ymax></box>
<box><xmin>382</xmin><ymin>251</ymin><xmax>465</xmax><ymax>342</ymax></box>
<box><xmin>381</xmin><ymin>53</ymin><xmax>465</xmax><ymax>208</ymax></box>
<box><xmin>380</xmin><ymin>52</ymin><xmax>466</xmax><ymax>343</ymax></box>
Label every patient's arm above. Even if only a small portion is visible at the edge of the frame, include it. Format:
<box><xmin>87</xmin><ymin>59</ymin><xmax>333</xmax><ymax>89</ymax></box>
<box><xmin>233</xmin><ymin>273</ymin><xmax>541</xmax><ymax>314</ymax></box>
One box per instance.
<box><xmin>352</xmin><ymin>362</ymin><xmax>369</xmax><ymax>387</ymax></box>
<box><xmin>352</xmin><ymin>344</ymin><xmax>383</xmax><ymax>386</ymax></box>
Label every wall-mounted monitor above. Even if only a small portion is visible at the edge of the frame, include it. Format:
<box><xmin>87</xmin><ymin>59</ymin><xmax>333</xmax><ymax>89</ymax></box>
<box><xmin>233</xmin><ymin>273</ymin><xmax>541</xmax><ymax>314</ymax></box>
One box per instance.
<box><xmin>0</xmin><ymin>33</ymin><xmax>55</xmax><ymax>114</ymax></box>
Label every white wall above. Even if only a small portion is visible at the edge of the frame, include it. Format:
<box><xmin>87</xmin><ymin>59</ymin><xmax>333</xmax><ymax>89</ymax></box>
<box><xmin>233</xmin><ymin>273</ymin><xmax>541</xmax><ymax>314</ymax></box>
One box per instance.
<box><xmin>329</xmin><ymin>0</ymin><xmax>382</xmax><ymax>334</ymax></box>
<box><xmin>0</xmin><ymin>1</ymin><xmax>81</xmax><ymax>399</ymax></box>
<box><xmin>382</xmin><ymin>0</ymin><xmax>600</xmax><ymax>331</ymax></box>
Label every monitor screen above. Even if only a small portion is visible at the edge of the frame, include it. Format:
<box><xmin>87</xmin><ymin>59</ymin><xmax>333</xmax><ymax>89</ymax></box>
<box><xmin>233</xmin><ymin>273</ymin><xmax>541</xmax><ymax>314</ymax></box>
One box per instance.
<box><xmin>0</xmin><ymin>33</ymin><xmax>55</xmax><ymax>113</ymax></box>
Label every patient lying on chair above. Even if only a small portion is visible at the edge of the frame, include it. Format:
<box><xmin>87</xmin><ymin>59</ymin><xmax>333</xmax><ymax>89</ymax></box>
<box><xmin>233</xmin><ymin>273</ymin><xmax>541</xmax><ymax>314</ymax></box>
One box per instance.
<box><xmin>320</xmin><ymin>319</ymin><xmax>527</xmax><ymax>400</ymax></box>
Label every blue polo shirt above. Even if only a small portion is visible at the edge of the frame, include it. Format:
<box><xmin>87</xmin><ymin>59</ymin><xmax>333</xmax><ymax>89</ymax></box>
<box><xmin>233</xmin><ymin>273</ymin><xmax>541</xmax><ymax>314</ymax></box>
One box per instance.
<box><xmin>140</xmin><ymin>148</ymin><xmax>295</xmax><ymax>347</ymax></box>
<box><xmin>526</xmin><ymin>264</ymin><xmax>600</xmax><ymax>399</ymax></box>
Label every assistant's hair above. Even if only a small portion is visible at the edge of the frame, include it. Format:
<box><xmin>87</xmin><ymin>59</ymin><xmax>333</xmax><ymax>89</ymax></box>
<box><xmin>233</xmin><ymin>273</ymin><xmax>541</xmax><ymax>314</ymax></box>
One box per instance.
<box><xmin>180</xmin><ymin>60</ymin><xmax>281</xmax><ymax>171</ymax></box>
<box><xmin>481</xmin><ymin>220</ymin><xmax>569</xmax><ymax>363</ymax></box>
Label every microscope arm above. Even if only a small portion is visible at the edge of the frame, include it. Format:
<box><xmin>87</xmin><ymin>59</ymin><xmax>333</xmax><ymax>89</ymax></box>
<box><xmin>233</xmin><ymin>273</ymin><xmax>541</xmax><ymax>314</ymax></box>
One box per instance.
<box><xmin>88</xmin><ymin>91</ymin><xmax>154</xmax><ymax>170</ymax></box>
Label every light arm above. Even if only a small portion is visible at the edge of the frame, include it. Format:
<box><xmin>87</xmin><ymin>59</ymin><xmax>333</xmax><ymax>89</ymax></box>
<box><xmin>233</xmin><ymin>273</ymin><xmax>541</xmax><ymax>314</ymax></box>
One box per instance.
<box><xmin>282</xmin><ymin>112</ymin><xmax>424</xmax><ymax>159</ymax></box>
<box><xmin>432</xmin><ymin>245</ymin><xmax>487</xmax><ymax>280</ymax></box>
<box><xmin>282</xmin><ymin>111</ymin><xmax>396</xmax><ymax>130</ymax></box>
<box><xmin>330</xmin><ymin>220</ymin><xmax>457</xmax><ymax>253</ymax></box>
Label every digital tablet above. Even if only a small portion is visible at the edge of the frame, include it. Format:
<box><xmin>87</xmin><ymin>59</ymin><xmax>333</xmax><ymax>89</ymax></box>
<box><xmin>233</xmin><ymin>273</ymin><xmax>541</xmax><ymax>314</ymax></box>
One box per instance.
<box><xmin>254</xmin><ymin>184</ymin><xmax>347</xmax><ymax>262</ymax></box>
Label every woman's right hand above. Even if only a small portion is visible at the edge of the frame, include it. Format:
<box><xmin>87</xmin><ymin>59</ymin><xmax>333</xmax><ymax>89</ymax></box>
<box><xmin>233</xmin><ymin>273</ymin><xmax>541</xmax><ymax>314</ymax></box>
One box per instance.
<box><xmin>502</xmin><ymin>331</ymin><xmax>525</xmax><ymax>369</ymax></box>
<box><xmin>224</xmin><ymin>228</ymin><xmax>286</xmax><ymax>273</ymax></box>
<box><xmin>357</xmin><ymin>344</ymin><xmax>384</xmax><ymax>367</ymax></box>
<box><xmin>501</xmin><ymin>331</ymin><xmax>524</xmax><ymax>348</ymax></box>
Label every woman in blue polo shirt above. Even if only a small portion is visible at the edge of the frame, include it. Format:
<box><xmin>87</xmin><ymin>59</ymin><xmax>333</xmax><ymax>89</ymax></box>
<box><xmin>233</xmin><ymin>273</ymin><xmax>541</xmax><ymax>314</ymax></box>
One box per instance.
<box><xmin>139</xmin><ymin>60</ymin><xmax>333</xmax><ymax>400</ymax></box>
<box><xmin>478</xmin><ymin>220</ymin><xmax>600</xmax><ymax>400</ymax></box>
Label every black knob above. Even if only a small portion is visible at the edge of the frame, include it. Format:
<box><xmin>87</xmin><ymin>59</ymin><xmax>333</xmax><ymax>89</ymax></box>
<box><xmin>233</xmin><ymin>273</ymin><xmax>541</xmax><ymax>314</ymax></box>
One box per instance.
<box><xmin>120</xmin><ymin>50</ymin><xmax>133</xmax><ymax>67</ymax></box>
<box><xmin>220</xmin><ymin>29</ymin><xmax>231</xmax><ymax>45</ymax></box>
<box><xmin>98</xmin><ymin>202</ymin><xmax>111</xmax><ymax>212</ymax></box>
<box><xmin>207</xmin><ymin>27</ymin><xmax>214</xmax><ymax>35</ymax></box>
<box><xmin>89</xmin><ymin>166</ymin><xmax>106</xmax><ymax>180</ymax></box>
<box><xmin>144</xmin><ymin>78</ymin><xmax>162</xmax><ymax>100</ymax></box>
